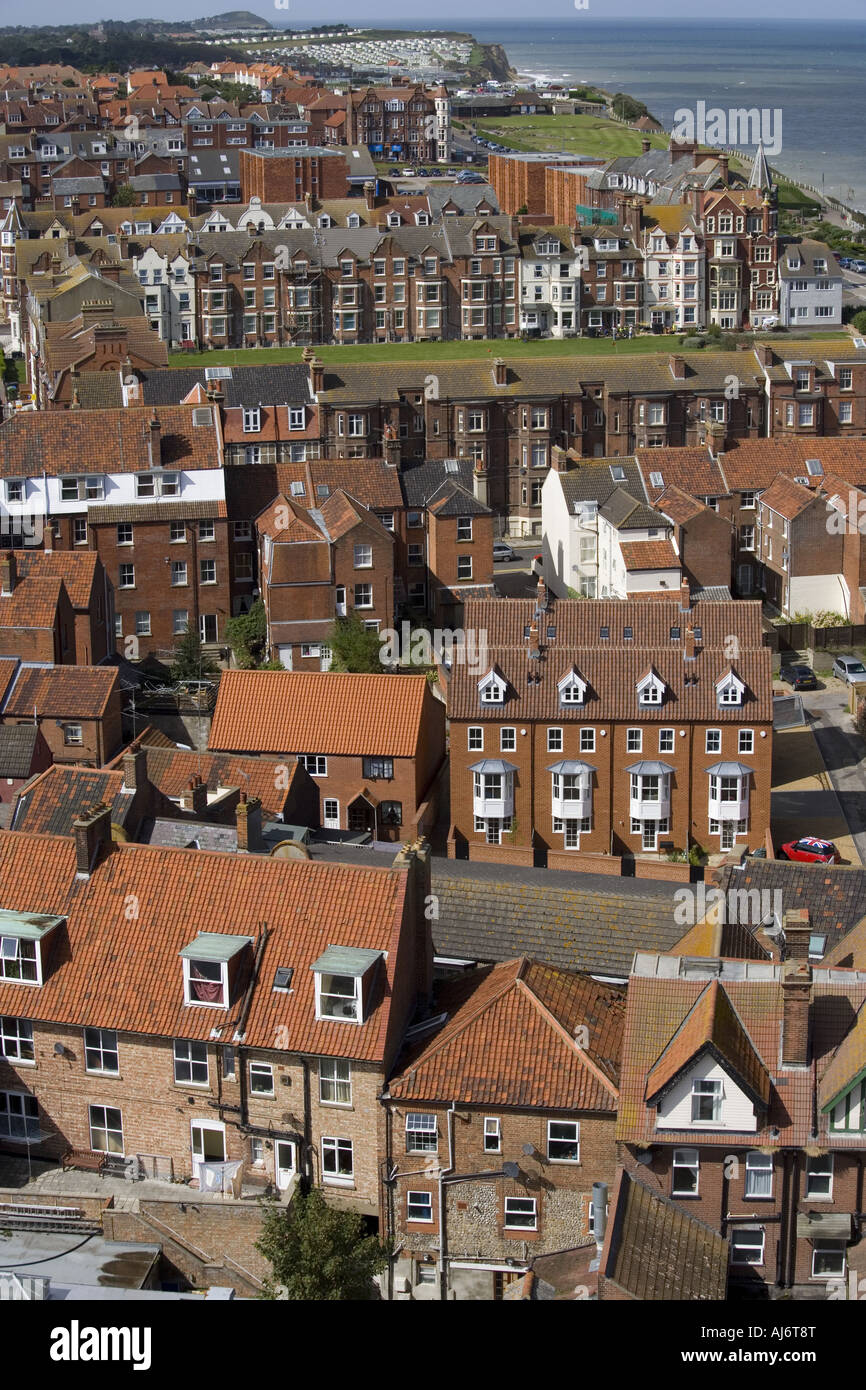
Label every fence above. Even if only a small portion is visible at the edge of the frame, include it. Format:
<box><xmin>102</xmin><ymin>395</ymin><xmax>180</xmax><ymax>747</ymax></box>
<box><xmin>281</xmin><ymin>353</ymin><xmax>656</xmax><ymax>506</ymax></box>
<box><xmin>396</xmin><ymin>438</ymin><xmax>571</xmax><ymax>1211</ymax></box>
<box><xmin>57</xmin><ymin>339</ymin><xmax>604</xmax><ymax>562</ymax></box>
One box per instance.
<box><xmin>764</xmin><ymin>623</ymin><xmax>866</xmax><ymax>653</ymax></box>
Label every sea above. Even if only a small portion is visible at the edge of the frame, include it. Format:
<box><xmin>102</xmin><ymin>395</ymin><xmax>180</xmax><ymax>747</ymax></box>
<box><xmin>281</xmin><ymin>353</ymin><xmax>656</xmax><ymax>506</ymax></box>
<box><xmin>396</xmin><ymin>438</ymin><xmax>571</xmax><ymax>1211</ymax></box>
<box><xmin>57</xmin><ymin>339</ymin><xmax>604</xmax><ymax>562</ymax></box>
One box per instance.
<box><xmin>401</xmin><ymin>19</ymin><xmax>866</xmax><ymax>214</ymax></box>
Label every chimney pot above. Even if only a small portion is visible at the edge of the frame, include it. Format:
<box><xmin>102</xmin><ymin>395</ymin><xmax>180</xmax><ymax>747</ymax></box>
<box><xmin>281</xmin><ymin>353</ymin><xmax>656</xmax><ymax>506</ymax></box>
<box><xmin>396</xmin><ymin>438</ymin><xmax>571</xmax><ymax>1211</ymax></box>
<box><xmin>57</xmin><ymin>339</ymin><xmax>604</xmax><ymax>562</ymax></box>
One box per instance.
<box><xmin>72</xmin><ymin>802</ymin><xmax>111</xmax><ymax>877</ymax></box>
<box><xmin>783</xmin><ymin>908</ymin><xmax>811</xmax><ymax>961</ymax></box>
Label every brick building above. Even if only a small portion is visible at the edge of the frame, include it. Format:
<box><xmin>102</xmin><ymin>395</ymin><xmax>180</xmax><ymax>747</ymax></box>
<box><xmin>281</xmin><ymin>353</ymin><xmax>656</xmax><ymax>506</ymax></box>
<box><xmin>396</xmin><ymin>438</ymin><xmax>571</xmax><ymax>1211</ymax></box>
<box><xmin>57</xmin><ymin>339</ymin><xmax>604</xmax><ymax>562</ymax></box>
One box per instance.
<box><xmin>0</xmin><ymin>404</ymin><xmax>232</xmax><ymax>658</ymax></box>
<box><xmin>238</xmin><ymin>147</ymin><xmax>351</xmax><ymax>205</ymax></box>
<box><xmin>382</xmin><ymin>958</ymin><xmax>624</xmax><ymax>1300</ymax></box>
<box><xmin>617</xmin><ymin>939</ymin><xmax>866</xmax><ymax>1294</ymax></box>
<box><xmin>447</xmin><ymin>590</ymin><xmax>772</xmax><ymax>867</ymax></box>
<box><xmin>256</xmin><ymin>487</ymin><xmax>395</xmax><ymax>671</ymax></box>
<box><xmin>0</xmin><ymin>822</ymin><xmax>432</xmax><ymax>1222</ymax></box>
<box><xmin>0</xmin><ymin>661</ymin><xmax>121</xmax><ymax>765</ymax></box>
<box><xmin>0</xmin><ymin>554</ymin><xmax>76</xmax><ymax>664</ymax></box>
<box><xmin>208</xmin><ymin>670</ymin><xmax>447</xmax><ymax>842</ymax></box>
<box><xmin>9</xmin><ymin>549</ymin><xmax>113</xmax><ymax>665</ymax></box>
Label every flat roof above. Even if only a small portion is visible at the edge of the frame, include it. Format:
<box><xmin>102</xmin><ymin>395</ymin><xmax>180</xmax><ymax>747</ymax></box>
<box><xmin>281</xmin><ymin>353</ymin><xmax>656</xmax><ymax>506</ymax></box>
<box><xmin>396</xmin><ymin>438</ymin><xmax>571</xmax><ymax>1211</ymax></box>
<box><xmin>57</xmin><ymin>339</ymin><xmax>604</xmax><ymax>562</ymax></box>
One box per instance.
<box><xmin>178</xmin><ymin>932</ymin><xmax>252</xmax><ymax>962</ymax></box>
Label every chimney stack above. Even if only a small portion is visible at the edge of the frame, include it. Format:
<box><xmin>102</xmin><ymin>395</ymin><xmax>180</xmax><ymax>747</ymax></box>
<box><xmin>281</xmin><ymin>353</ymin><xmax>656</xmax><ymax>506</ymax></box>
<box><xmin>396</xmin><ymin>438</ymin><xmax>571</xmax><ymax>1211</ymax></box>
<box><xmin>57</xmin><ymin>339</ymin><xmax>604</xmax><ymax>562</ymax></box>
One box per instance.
<box><xmin>754</xmin><ymin>341</ymin><xmax>775</xmax><ymax>368</ymax></box>
<box><xmin>679</xmin><ymin>577</ymin><xmax>691</xmax><ymax>613</ymax></box>
<box><xmin>147</xmin><ymin>411</ymin><xmax>161</xmax><ymax>467</ymax></box>
<box><xmin>472</xmin><ymin>460</ymin><xmax>487</xmax><ymax>507</ymax></box>
<box><xmin>309</xmin><ymin>357</ymin><xmax>324</xmax><ymax>395</ymax></box>
<box><xmin>236</xmin><ymin>791</ymin><xmax>263</xmax><ymax>853</ymax></box>
<box><xmin>536</xmin><ymin>574</ymin><xmax>548</xmax><ymax>611</ymax></box>
<box><xmin>669</xmin><ymin>354</ymin><xmax>687</xmax><ymax>381</ymax></box>
<box><xmin>0</xmin><ymin>551</ymin><xmax>16</xmax><ymax>596</ymax></box>
<box><xmin>781</xmin><ymin>959</ymin><xmax>812</xmax><ymax>1066</ymax></box>
<box><xmin>550</xmin><ymin>444</ymin><xmax>568</xmax><ymax>473</ymax></box>
<box><xmin>181</xmin><ymin>775</ymin><xmax>208</xmax><ymax>817</ymax></box>
<box><xmin>492</xmin><ymin>357</ymin><xmax>507</xmax><ymax>387</ymax></box>
<box><xmin>783</xmin><ymin>908</ymin><xmax>812</xmax><ymax>962</ymax></box>
<box><xmin>718</xmin><ymin>152</ymin><xmax>729</xmax><ymax>182</ymax></box>
<box><xmin>363</xmin><ymin>179</ymin><xmax>376</xmax><ymax>210</ymax></box>
<box><xmin>641</xmin><ymin>137</ymin><xmax>651</xmax><ymax>154</ymax></box>
<box><xmin>122</xmin><ymin>741</ymin><xmax>148</xmax><ymax>791</ymax></box>
<box><xmin>73</xmin><ymin>802</ymin><xmax>112</xmax><ymax>878</ymax></box>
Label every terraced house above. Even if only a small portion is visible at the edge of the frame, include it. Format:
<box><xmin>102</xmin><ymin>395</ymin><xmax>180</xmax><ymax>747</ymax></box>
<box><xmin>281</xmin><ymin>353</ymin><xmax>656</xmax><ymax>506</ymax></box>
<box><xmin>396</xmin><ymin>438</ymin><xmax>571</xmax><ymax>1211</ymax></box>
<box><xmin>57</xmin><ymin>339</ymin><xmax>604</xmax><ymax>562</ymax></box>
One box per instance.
<box><xmin>447</xmin><ymin>588</ymin><xmax>772</xmax><ymax>868</ymax></box>
<box><xmin>381</xmin><ymin>958</ymin><xmax>625</xmax><ymax>1300</ymax></box>
<box><xmin>618</xmin><ymin>934</ymin><xmax>866</xmax><ymax>1293</ymax></box>
<box><xmin>0</xmin><ymin>822</ymin><xmax>432</xmax><ymax>1227</ymax></box>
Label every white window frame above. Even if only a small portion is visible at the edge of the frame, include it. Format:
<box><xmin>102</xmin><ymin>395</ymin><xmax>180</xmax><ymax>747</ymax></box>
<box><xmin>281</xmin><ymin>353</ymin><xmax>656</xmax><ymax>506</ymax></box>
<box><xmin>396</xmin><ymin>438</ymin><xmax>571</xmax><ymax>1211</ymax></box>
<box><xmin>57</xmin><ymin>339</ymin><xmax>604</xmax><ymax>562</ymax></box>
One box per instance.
<box><xmin>671</xmin><ymin>1147</ymin><xmax>700</xmax><ymax>1195</ymax></box>
<box><xmin>249</xmin><ymin>1061</ymin><xmax>274</xmax><ymax>1096</ymax></box>
<box><xmin>173</xmin><ymin>1039</ymin><xmax>209</xmax><ymax>1087</ymax></box>
<box><xmin>407</xmin><ymin>1190</ymin><xmax>433</xmax><ymax>1223</ymax></box>
<box><xmin>805</xmin><ymin>1154</ymin><xmax>833</xmax><ymax>1199</ymax></box>
<box><xmin>483</xmin><ymin>1116</ymin><xmax>501</xmax><ymax>1153</ymax></box>
<box><xmin>504</xmin><ymin>1196</ymin><xmax>537</xmax><ymax>1230</ymax></box>
<box><xmin>88</xmin><ymin>1103</ymin><xmax>124</xmax><ymax>1155</ymax></box>
<box><xmin>547</xmin><ymin>1119</ymin><xmax>580</xmax><ymax>1163</ymax></box>
<box><xmin>322</xmin><ymin>1135</ymin><xmax>354</xmax><ymax>1185</ymax></box>
<box><xmin>0</xmin><ymin>1016</ymin><xmax>34</xmax><ymax>1064</ymax></box>
<box><xmin>730</xmin><ymin>1227</ymin><xmax>764</xmax><ymax>1266</ymax></box>
<box><xmin>744</xmin><ymin>1150</ymin><xmax>773</xmax><ymax>1199</ymax></box>
<box><xmin>691</xmin><ymin>1077</ymin><xmax>722</xmax><ymax>1123</ymax></box>
<box><xmin>84</xmin><ymin>1027</ymin><xmax>118</xmax><ymax>1075</ymax></box>
<box><xmin>314</xmin><ymin>971</ymin><xmax>361</xmax><ymax>1024</ymax></box>
<box><xmin>319</xmin><ymin>1057</ymin><xmax>352</xmax><ymax>1106</ymax></box>
<box><xmin>468</xmin><ymin>727</ymin><xmax>483</xmax><ymax>752</ymax></box>
<box><xmin>406</xmin><ymin>1112</ymin><xmax>438</xmax><ymax>1154</ymax></box>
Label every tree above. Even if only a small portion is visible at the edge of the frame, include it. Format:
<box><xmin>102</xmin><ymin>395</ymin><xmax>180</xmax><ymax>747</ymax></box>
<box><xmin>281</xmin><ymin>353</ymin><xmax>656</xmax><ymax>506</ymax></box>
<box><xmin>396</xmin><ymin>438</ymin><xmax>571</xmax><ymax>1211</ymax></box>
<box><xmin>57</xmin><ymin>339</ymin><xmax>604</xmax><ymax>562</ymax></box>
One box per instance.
<box><xmin>256</xmin><ymin>1188</ymin><xmax>388</xmax><ymax>1300</ymax></box>
<box><xmin>224</xmin><ymin>598</ymin><xmax>268</xmax><ymax>668</ymax></box>
<box><xmin>111</xmin><ymin>184</ymin><xmax>139</xmax><ymax>207</ymax></box>
<box><xmin>852</xmin><ymin>309</ymin><xmax>866</xmax><ymax>335</ymax></box>
<box><xmin>327</xmin><ymin>611</ymin><xmax>385</xmax><ymax>673</ymax></box>
<box><xmin>170</xmin><ymin>624</ymin><xmax>219</xmax><ymax>682</ymax></box>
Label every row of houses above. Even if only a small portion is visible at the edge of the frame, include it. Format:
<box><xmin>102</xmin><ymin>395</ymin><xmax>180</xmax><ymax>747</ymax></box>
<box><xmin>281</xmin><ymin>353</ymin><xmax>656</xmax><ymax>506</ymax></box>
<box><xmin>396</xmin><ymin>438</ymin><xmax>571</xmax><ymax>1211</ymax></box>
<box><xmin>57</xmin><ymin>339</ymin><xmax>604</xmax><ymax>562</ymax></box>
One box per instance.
<box><xmin>2</xmin><ymin>790</ymin><xmax>866</xmax><ymax>1298</ymax></box>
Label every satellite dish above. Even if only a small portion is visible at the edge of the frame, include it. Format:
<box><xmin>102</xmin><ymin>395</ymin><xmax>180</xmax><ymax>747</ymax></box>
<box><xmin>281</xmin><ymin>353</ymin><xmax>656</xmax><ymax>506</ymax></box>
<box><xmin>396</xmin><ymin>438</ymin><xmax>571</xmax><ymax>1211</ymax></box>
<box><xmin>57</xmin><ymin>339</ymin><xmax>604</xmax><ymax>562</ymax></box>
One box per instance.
<box><xmin>54</xmin><ymin>1042</ymin><xmax>66</xmax><ymax>1055</ymax></box>
<box><xmin>502</xmin><ymin>1161</ymin><xmax>520</xmax><ymax>1179</ymax></box>
<box><xmin>124</xmin><ymin>375</ymin><xmax>137</xmax><ymax>385</ymax></box>
<box><xmin>522</xmin><ymin>1143</ymin><xmax>535</xmax><ymax>1156</ymax></box>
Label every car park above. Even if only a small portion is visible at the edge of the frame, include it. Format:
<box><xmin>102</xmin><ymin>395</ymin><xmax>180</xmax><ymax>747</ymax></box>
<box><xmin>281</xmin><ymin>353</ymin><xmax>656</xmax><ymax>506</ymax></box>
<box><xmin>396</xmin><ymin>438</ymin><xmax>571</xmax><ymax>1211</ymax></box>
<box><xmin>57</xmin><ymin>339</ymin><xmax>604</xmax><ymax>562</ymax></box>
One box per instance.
<box><xmin>779</xmin><ymin>663</ymin><xmax>818</xmax><ymax>690</ymax></box>
<box><xmin>832</xmin><ymin>655</ymin><xmax>866</xmax><ymax>684</ymax></box>
<box><xmin>779</xmin><ymin>836</ymin><xmax>840</xmax><ymax>864</ymax></box>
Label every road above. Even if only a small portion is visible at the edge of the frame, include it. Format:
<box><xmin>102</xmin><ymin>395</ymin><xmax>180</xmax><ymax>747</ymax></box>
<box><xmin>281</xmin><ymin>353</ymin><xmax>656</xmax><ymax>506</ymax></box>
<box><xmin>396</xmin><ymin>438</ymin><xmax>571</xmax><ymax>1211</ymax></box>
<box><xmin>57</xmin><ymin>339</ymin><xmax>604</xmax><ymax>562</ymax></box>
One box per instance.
<box><xmin>795</xmin><ymin>681</ymin><xmax>866</xmax><ymax>865</ymax></box>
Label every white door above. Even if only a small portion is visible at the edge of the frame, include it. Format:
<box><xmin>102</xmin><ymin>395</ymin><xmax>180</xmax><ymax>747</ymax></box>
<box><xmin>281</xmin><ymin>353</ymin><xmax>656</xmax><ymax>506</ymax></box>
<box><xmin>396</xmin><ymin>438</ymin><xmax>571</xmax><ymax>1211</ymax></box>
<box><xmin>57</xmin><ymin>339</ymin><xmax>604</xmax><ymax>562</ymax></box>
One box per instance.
<box><xmin>642</xmin><ymin>821</ymin><xmax>657</xmax><ymax>852</ymax></box>
<box><xmin>323</xmin><ymin>798</ymin><xmax>340</xmax><ymax>830</ymax></box>
<box><xmin>190</xmin><ymin>1120</ymin><xmax>226</xmax><ymax>1181</ymax></box>
<box><xmin>335</xmin><ymin>586</ymin><xmax>347</xmax><ymax>617</ymax></box>
<box><xmin>275</xmin><ymin>1140</ymin><xmax>296</xmax><ymax>1190</ymax></box>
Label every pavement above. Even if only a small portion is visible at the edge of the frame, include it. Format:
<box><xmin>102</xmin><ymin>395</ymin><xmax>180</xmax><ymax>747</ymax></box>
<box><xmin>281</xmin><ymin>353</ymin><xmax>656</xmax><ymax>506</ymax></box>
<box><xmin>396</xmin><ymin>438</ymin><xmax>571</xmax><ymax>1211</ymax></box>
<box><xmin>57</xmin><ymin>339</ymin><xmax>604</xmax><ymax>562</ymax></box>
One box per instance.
<box><xmin>772</xmin><ymin>677</ymin><xmax>866</xmax><ymax>867</ymax></box>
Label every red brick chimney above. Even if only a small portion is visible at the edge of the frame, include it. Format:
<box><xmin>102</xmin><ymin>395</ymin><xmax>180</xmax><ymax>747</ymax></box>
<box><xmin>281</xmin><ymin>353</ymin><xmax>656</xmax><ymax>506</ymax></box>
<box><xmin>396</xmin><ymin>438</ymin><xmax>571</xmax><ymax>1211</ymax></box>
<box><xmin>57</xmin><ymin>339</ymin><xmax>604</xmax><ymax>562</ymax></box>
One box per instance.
<box><xmin>122</xmin><ymin>741</ymin><xmax>147</xmax><ymax>789</ymax></box>
<box><xmin>181</xmin><ymin>776</ymin><xmax>208</xmax><ymax>816</ymax></box>
<box><xmin>783</xmin><ymin>908</ymin><xmax>811</xmax><ymax>961</ymax></box>
<box><xmin>718</xmin><ymin>153</ymin><xmax>729</xmax><ymax>182</ymax></box>
<box><xmin>492</xmin><ymin>357</ymin><xmax>507</xmax><ymax>387</ymax></box>
<box><xmin>310</xmin><ymin>357</ymin><xmax>325</xmax><ymax>395</ymax></box>
<box><xmin>73</xmin><ymin>802</ymin><xmax>112</xmax><ymax>878</ymax></box>
<box><xmin>781</xmin><ymin>959</ymin><xmax>812</xmax><ymax>1066</ymax></box>
<box><xmin>550</xmin><ymin>444</ymin><xmax>568</xmax><ymax>473</ymax></box>
<box><xmin>679</xmin><ymin>577</ymin><xmax>691</xmax><ymax>613</ymax></box>
<box><xmin>0</xmin><ymin>551</ymin><xmax>16</xmax><ymax>596</ymax></box>
<box><xmin>754</xmin><ymin>342</ymin><xmax>775</xmax><ymax>368</ymax></box>
<box><xmin>363</xmin><ymin>179</ymin><xmax>376</xmax><ymax>210</ymax></box>
<box><xmin>236</xmin><ymin>791</ymin><xmax>263</xmax><ymax>852</ymax></box>
<box><xmin>669</xmin><ymin>354</ymin><xmax>687</xmax><ymax>381</ymax></box>
<box><xmin>147</xmin><ymin>411</ymin><xmax>162</xmax><ymax>467</ymax></box>
<box><xmin>641</xmin><ymin>137</ymin><xmax>651</xmax><ymax>154</ymax></box>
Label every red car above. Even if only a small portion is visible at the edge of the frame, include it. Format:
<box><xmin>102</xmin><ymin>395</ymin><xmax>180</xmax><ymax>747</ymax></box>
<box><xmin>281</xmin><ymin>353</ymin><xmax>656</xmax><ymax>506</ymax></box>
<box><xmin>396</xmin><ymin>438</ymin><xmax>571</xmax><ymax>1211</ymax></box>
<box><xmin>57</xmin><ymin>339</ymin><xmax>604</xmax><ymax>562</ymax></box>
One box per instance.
<box><xmin>780</xmin><ymin>836</ymin><xmax>840</xmax><ymax>864</ymax></box>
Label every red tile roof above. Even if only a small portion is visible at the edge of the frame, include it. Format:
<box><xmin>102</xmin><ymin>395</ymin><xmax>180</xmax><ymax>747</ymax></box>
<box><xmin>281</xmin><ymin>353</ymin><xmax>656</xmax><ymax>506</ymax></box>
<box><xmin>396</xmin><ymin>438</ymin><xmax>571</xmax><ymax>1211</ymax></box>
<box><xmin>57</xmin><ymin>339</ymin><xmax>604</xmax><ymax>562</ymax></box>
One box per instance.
<box><xmin>644</xmin><ymin>978</ymin><xmax>770</xmax><ymax>1107</ymax></box>
<box><xmin>719</xmin><ymin>438</ymin><xmax>866</xmax><ymax>493</ymax></box>
<box><xmin>619</xmin><ymin>540</ymin><xmax>680</xmax><ymax>572</ymax></box>
<box><xmin>2</xmin><ymin>664</ymin><xmax>118</xmax><ymax>718</ymax></box>
<box><xmin>0</xmin><ymin>830</ymin><xmax>409</xmax><ymax>1058</ymax></box>
<box><xmin>389</xmin><ymin>958</ymin><xmax>624</xmax><ymax>1111</ymax></box>
<box><xmin>758</xmin><ymin>472</ymin><xmax>816</xmax><ymax>521</ymax></box>
<box><xmin>0</xmin><ymin>576</ymin><xmax>65</xmax><ymax>631</ymax></box>
<box><xmin>209</xmin><ymin>671</ymin><xmax>431</xmax><ymax>758</ymax></box>
<box><xmin>0</xmin><ymin>405</ymin><xmax>222</xmax><ymax>477</ymax></box>
<box><xmin>12</xmin><ymin>550</ymin><xmax>99</xmax><ymax>610</ymax></box>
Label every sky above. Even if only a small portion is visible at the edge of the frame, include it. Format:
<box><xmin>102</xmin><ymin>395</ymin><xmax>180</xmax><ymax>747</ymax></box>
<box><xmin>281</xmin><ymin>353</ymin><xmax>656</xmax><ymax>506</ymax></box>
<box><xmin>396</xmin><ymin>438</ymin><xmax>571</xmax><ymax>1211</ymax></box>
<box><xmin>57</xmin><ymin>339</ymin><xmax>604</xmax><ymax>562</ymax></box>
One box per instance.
<box><xmin>12</xmin><ymin>2</ymin><xmax>866</xmax><ymax>26</ymax></box>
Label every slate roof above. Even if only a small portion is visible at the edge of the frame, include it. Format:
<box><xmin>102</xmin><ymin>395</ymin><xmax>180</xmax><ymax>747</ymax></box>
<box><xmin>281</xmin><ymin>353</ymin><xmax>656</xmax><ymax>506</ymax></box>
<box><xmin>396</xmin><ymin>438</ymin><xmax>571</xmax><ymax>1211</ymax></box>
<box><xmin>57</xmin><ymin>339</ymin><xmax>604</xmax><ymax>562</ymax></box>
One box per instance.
<box><xmin>388</xmin><ymin>958</ymin><xmax>624</xmax><ymax>1111</ymax></box>
<box><xmin>602</xmin><ymin>1168</ymin><xmax>728</xmax><ymax>1301</ymax></box>
<box><xmin>0</xmin><ymin>724</ymin><xmax>40</xmax><ymax>779</ymax></box>
<box><xmin>427</xmin><ymin>481</ymin><xmax>490</xmax><ymax>517</ymax></box>
<box><xmin>0</xmin><ymin>829</ymin><xmax>408</xmax><ymax>1060</ymax></box>
<box><xmin>430</xmin><ymin>860</ymin><xmax>685</xmax><ymax>977</ymax></box>
<box><xmin>557</xmin><ymin>458</ymin><xmax>649</xmax><ymax>510</ymax></box>
<box><xmin>75</xmin><ymin>373</ymin><xmax>124</xmax><ymax>410</ymax></box>
<box><xmin>401</xmin><ymin>458</ymin><xmax>475</xmax><ymax>506</ymax></box>
<box><xmin>209</xmin><ymin>671</ymin><xmax>430</xmax><ymax>758</ymax></box>
<box><xmin>137</xmin><ymin>363</ymin><xmax>311</xmax><ymax>408</ymax></box>
<box><xmin>713</xmin><ymin>859</ymin><xmax>866</xmax><ymax>960</ymax></box>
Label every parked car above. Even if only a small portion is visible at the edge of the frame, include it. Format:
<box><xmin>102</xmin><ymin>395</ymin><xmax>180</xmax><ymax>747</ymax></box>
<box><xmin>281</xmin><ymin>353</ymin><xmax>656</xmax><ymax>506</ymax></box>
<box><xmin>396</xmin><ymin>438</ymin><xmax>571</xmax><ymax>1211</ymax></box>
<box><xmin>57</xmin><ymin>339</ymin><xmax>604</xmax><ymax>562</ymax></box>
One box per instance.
<box><xmin>779</xmin><ymin>663</ymin><xmax>818</xmax><ymax>690</ymax></box>
<box><xmin>833</xmin><ymin>655</ymin><xmax>866</xmax><ymax>684</ymax></box>
<box><xmin>493</xmin><ymin>541</ymin><xmax>519</xmax><ymax>562</ymax></box>
<box><xmin>851</xmin><ymin>260</ymin><xmax>866</xmax><ymax>274</ymax></box>
<box><xmin>401</xmin><ymin>167</ymin><xmax>416</xmax><ymax>176</ymax></box>
<box><xmin>779</xmin><ymin>836</ymin><xmax>840</xmax><ymax>864</ymax></box>
<box><xmin>839</xmin><ymin>257</ymin><xmax>852</xmax><ymax>268</ymax></box>
<box><xmin>388</xmin><ymin>166</ymin><xmax>401</xmax><ymax>175</ymax></box>
<box><xmin>415</xmin><ymin>168</ymin><xmax>430</xmax><ymax>178</ymax></box>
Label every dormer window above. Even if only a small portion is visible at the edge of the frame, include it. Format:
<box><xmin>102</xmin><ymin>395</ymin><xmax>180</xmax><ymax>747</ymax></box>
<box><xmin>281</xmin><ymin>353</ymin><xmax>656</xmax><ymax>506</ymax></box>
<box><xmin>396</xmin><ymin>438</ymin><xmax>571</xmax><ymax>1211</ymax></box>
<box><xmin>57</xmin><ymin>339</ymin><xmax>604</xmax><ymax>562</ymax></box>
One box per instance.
<box><xmin>478</xmin><ymin>669</ymin><xmax>506</xmax><ymax>704</ymax></box>
<box><xmin>0</xmin><ymin>911</ymin><xmax>63</xmax><ymax>987</ymax></box>
<box><xmin>716</xmin><ymin>671</ymin><xmax>745</xmax><ymax>707</ymax></box>
<box><xmin>311</xmin><ymin>946</ymin><xmax>382</xmax><ymax>1025</ymax></box>
<box><xmin>242</xmin><ymin>407</ymin><xmax>261</xmax><ymax>433</ymax></box>
<box><xmin>637</xmin><ymin>670</ymin><xmax>665</xmax><ymax>705</ymax></box>
<box><xmin>558</xmin><ymin>668</ymin><xmax>587</xmax><ymax>706</ymax></box>
<box><xmin>180</xmin><ymin>933</ymin><xmax>251</xmax><ymax>1008</ymax></box>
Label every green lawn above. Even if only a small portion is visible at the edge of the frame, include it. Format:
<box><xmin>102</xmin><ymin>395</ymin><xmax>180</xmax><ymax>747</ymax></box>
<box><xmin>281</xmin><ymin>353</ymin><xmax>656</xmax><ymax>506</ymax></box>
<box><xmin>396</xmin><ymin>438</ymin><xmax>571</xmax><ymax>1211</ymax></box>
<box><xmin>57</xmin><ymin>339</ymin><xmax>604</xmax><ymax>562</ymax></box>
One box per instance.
<box><xmin>167</xmin><ymin>331</ymin><xmax>850</xmax><ymax>370</ymax></box>
<box><xmin>470</xmin><ymin>114</ymin><xmax>669</xmax><ymax>160</ymax></box>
